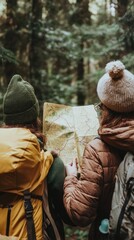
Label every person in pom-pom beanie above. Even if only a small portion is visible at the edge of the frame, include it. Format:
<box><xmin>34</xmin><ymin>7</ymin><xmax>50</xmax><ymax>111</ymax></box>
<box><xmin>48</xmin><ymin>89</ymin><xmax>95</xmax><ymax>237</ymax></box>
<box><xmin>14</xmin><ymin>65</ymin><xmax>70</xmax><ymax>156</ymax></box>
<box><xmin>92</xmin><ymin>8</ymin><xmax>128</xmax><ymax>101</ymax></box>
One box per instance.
<box><xmin>63</xmin><ymin>60</ymin><xmax>134</xmax><ymax>240</ymax></box>
<box><xmin>97</xmin><ymin>60</ymin><xmax>134</xmax><ymax>113</ymax></box>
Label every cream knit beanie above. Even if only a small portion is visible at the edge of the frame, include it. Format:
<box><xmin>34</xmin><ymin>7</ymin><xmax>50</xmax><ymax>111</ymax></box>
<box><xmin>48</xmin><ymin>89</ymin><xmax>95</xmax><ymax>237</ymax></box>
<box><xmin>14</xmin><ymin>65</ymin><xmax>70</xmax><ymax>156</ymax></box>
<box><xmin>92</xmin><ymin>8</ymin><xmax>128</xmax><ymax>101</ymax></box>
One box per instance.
<box><xmin>97</xmin><ymin>60</ymin><xmax>134</xmax><ymax>112</ymax></box>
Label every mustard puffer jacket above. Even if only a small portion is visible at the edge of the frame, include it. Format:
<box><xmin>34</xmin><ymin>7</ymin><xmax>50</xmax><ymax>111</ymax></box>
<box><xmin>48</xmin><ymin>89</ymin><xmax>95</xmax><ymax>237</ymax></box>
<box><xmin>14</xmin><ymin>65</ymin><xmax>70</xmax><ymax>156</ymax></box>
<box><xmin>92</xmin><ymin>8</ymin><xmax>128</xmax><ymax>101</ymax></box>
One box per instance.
<box><xmin>0</xmin><ymin>128</ymin><xmax>53</xmax><ymax>240</ymax></box>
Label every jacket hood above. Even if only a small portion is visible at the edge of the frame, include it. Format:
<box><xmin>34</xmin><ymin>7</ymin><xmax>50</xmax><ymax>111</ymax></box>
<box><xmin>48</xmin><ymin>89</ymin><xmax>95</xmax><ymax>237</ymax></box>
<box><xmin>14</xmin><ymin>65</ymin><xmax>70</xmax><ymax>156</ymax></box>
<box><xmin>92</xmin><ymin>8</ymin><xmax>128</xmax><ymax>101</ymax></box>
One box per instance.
<box><xmin>98</xmin><ymin>119</ymin><xmax>134</xmax><ymax>154</ymax></box>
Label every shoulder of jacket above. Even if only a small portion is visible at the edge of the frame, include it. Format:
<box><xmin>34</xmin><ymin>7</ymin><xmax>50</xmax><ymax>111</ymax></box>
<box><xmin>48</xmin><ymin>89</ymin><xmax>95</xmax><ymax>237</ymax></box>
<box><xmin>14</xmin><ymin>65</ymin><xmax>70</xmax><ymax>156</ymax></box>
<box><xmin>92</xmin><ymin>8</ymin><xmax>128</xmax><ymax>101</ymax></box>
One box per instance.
<box><xmin>86</xmin><ymin>137</ymin><xmax>108</xmax><ymax>153</ymax></box>
<box><xmin>84</xmin><ymin>137</ymin><xmax>116</xmax><ymax>169</ymax></box>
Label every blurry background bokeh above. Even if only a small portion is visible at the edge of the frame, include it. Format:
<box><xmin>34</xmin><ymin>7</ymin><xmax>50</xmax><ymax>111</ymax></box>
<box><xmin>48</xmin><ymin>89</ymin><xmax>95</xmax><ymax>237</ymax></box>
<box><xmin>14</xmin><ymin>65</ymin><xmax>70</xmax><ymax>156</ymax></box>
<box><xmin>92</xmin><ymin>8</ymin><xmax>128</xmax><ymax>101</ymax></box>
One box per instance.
<box><xmin>0</xmin><ymin>1</ymin><xmax>134</xmax><ymax>237</ymax></box>
<box><xmin>0</xmin><ymin>0</ymin><xmax>134</xmax><ymax>123</ymax></box>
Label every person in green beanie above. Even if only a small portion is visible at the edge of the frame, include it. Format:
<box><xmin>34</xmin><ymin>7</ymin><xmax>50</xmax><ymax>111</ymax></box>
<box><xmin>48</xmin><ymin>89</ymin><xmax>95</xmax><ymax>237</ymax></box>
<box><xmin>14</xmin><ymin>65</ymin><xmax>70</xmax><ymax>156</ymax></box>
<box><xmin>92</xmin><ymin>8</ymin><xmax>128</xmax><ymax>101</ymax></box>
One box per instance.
<box><xmin>3</xmin><ymin>74</ymin><xmax>40</xmax><ymax>125</ymax></box>
<box><xmin>0</xmin><ymin>74</ymin><xmax>72</xmax><ymax>240</ymax></box>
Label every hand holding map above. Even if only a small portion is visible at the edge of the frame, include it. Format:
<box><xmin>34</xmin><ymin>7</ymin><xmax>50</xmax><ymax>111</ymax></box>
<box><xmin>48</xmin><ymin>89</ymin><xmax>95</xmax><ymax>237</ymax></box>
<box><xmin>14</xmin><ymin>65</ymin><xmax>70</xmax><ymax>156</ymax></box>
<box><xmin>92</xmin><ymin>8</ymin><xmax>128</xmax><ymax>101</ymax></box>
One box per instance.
<box><xmin>43</xmin><ymin>102</ymin><xmax>99</xmax><ymax>165</ymax></box>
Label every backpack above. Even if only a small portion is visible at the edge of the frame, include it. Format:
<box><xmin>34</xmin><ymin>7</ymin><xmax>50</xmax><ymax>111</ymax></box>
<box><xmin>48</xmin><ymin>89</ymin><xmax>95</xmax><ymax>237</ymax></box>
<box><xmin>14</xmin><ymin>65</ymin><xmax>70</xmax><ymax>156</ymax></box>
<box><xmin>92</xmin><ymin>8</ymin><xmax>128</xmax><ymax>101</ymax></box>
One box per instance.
<box><xmin>109</xmin><ymin>152</ymin><xmax>134</xmax><ymax>240</ymax></box>
<box><xmin>42</xmin><ymin>180</ymin><xmax>63</xmax><ymax>240</ymax></box>
<box><xmin>0</xmin><ymin>128</ymin><xmax>65</xmax><ymax>240</ymax></box>
<box><xmin>0</xmin><ymin>182</ymin><xmax>60</xmax><ymax>240</ymax></box>
<box><xmin>0</xmin><ymin>129</ymin><xmax>53</xmax><ymax>240</ymax></box>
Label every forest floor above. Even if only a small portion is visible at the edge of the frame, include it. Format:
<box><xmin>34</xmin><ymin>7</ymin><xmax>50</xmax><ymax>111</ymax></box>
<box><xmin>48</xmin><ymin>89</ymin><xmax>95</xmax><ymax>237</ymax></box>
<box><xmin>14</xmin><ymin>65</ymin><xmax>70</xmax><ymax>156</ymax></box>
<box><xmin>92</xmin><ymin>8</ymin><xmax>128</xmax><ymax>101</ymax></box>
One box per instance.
<box><xmin>64</xmin><ymin>225</ymin><xmax>88</xmax><ymax>240</ymax></box>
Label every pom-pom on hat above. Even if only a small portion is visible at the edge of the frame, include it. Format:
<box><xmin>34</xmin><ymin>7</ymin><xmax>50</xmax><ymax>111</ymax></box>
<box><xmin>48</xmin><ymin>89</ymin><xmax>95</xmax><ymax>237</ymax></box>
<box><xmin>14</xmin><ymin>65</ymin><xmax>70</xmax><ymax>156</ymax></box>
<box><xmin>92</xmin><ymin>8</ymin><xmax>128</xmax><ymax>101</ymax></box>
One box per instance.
<box><xmin>3</xmin><ymin>74</ymin><xmax>39</xmax><ymax>124</ymax></box>
<box><xmin>97</xmin><ymin>60</ymin><xmax>134</xmax><ymax>112</ymax></box>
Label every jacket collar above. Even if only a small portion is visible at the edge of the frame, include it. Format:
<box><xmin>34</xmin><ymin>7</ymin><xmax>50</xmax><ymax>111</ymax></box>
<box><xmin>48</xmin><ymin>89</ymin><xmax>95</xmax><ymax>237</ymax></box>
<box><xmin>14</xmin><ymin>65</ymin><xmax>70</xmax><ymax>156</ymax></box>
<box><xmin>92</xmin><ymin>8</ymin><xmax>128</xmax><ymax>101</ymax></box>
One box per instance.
<box><xmin>98</xmin><ymin>119</ymin><xmax>134</xmax><ymax>153</ymax></box>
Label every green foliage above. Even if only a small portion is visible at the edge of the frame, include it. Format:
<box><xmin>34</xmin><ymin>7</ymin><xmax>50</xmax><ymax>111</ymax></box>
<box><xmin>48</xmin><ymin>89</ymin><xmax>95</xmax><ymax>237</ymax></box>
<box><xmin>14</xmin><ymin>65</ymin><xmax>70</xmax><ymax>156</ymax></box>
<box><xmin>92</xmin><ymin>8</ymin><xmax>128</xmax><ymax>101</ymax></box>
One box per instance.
<box><xmin>0</xmin><ymin>0</ymin><xmax>133</xmax><ymax>121</ymax></box>
<box><xmin>38</xmin><ymin>12</ymin><xmax>134</xmax><ymax>105</ymax></box>
<box><xmin>44</xmin><ymin>26</ymin><xmax>80</xmax><ymax>62</ymax></box>
<box><xmin>122</xmin><ymin>53</ymin><xmax>134</xmax><ymax>72</ymax></box>
<box><xmin>44</xmin><ymin>23</ymin><xmax>124</xmax><ymax>63</ymax></box>
<box><xmin>119</xmin><ymin>5</ymin><xmax>134</xmax><ymax>52</ymax></box>
<box><xmin>0</xmin><ymin>45</ymin><xmax>18</xmax><ymax>64</ymax></box>
<box><xmin>41</xmin><ymin>73</ymin><xmax>77</xmax><ymax>105</ymax></box>
<box><xmin>69</xmin><ymin>23</ymin><xmax>124</xmax><ymax>60</ymax></box>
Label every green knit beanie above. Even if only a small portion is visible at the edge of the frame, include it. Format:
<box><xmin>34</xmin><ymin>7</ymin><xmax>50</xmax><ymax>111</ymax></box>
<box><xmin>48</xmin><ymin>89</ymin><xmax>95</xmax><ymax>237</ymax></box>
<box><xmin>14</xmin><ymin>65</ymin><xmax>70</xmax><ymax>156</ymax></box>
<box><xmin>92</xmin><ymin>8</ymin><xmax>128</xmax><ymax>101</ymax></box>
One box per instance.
<box><xmin>3</xmin><ymin>74</ymin><xmax>39</xmax><ymax>124</ymax></box>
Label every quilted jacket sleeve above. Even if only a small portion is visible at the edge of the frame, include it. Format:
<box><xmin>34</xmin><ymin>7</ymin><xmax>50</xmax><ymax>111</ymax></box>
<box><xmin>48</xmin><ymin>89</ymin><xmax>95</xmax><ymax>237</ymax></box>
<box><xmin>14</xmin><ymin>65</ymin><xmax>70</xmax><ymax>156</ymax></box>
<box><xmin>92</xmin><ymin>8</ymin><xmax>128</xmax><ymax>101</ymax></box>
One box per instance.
<box><xmin>63</xmin><ymin>144</ymin><xmax>104</xmax><ymax>227</ymax></box>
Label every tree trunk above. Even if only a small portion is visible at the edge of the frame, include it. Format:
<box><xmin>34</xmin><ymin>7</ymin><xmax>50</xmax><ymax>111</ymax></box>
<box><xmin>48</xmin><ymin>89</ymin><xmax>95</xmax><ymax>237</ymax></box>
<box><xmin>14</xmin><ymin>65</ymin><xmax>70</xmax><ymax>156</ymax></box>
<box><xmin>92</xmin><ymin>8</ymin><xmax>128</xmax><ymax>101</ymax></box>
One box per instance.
<box><xmin>3</xmin><ymin>0</ymin><xmax>18</xmax><ymax>85</ymax></box>
<box><xmin>117</xmin><ymin>0</ymin><xmax>128</xmax><ymax>17</ymax></box>
<box><xmin>29</xmin><ymin>0</ymin><xmax>45</xmax><ymax>100</ymax></box>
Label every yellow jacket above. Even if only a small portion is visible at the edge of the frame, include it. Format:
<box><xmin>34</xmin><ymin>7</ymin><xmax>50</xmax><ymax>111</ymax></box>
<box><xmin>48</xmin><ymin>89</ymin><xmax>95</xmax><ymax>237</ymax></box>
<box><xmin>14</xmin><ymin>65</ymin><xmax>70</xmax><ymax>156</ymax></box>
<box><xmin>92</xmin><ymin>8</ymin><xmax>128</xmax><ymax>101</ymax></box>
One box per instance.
<box><xmin>0</xmin><ymin>128</ymin><xmax>53</xmax><ymax>240</ymax></box>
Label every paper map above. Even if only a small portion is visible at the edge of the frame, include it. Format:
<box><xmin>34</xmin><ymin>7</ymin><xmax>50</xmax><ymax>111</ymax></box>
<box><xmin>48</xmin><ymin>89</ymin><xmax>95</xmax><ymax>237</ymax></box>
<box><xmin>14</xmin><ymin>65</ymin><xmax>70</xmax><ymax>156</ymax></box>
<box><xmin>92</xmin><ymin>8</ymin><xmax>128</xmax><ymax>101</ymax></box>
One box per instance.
<box><xmin>43</xmin><ymin>102</ymin><xmax>99</xmax><ymax>165</ymax></box>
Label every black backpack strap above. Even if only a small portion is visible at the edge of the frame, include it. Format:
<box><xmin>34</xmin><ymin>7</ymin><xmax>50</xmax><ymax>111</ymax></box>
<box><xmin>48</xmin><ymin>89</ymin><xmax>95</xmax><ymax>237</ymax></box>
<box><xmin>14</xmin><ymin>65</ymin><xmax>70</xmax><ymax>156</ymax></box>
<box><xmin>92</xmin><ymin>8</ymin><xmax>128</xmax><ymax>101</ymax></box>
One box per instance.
<box><xmin>115</xmin><ymin>178</ymin><xmax>134</xmax><ymax>239</ymax></box>
<box><xmin>43</xmin><ymin>180</ymin><xmax>61</xmax><ymax>240</ymax></box>
<box><xmin>6</xmin><ymin>205</ymin><xmax>12</xmax><ymax>236</ymax></box>
<box><xmin>23</xmin><ymin>190</ymin><xmax>36</xmax><ymax>240</ymax></box>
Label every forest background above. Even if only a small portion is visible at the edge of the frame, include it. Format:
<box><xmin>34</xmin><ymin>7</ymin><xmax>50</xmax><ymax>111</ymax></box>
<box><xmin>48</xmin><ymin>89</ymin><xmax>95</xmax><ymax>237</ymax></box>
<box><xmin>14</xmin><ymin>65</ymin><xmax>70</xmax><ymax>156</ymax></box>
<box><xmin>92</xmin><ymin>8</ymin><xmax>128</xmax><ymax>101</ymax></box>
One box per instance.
<box><xmin>0</xmin><ymin>0</ymin><xmax>134</xmax><ymax>239</ymax></box>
